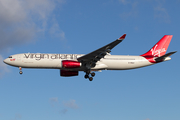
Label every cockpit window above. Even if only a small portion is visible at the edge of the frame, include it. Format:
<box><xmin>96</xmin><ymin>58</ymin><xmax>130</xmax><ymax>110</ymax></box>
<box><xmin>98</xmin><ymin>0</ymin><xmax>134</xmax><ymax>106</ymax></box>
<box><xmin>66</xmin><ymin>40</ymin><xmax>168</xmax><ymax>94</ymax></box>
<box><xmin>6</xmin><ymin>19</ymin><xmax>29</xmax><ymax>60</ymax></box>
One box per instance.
<box><xmin>8</xmin><ymin>56</ymin><xmax>12</xmax><ymax>58</ymax></box>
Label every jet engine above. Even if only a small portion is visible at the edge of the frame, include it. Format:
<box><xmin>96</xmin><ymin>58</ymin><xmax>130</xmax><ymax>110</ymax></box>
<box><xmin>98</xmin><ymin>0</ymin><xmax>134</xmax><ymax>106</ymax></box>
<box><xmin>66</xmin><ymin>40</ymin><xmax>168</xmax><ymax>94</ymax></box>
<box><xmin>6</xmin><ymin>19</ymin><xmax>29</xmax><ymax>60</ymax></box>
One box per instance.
<box><xmin>60</xmin><ymin>70</ymin><xmax>78</xmax><ymax>77</ymax></box>
<box><xmin>62</xmin><ymin>60</ymin><xmax>81</xmax><ymax>68</ymax></box>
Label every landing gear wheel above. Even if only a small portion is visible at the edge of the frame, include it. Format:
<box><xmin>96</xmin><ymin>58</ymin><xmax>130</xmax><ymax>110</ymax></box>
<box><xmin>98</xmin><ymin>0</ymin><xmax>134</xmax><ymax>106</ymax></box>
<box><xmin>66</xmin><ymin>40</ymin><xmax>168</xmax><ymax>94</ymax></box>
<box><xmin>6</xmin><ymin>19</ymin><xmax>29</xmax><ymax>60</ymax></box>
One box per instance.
<box><xmin>91</xmin><ymin>72</ymin><xmax>95</xmax><ymax>77</ymax></box>
<box><xmin>19</xmin><ymin>67</ymin><xmax>23</xmax><ymax>75</ymax></box>
<box><xmin>89</xmin><ymin>77</ymin><xmax>93</xmax><ymax>81</ymax></box>
<box><xmin>84</xmin><ymin>70</ymin><xmax>94</xmax><ymax>81</ymax></box>
<box><xmin>84</xmin><ymin>74</ymin><xmax>89</xmax><ymax>79</ymax></box>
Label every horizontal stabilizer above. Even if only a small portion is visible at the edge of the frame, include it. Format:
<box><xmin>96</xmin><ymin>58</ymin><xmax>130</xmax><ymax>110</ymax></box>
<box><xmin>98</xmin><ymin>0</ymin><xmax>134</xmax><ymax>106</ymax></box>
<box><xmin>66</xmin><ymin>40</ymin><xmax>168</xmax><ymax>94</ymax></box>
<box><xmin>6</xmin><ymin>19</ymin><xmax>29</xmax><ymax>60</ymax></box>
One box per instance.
<box><xmin>155</xmin><ymin>51</ymin><xmax>177</xmax><ymax>62</ymax></box>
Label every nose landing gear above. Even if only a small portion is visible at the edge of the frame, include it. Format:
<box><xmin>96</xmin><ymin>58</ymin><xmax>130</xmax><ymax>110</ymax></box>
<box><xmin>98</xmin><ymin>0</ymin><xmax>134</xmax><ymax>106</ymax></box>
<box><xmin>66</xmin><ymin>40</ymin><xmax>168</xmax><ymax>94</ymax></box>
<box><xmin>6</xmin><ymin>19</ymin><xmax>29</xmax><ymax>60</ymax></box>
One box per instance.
<box><xmin>19</xmin><ymin>67</ymin><xmax>23</xmax><ymax>74</ymax></box>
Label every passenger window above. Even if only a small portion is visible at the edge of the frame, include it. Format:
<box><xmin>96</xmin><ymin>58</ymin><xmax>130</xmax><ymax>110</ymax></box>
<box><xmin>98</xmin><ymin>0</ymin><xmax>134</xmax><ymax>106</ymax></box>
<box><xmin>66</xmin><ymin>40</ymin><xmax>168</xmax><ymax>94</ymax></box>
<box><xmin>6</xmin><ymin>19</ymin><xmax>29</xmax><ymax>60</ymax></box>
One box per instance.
<box><xmin>8</xmin><ymin>56</ymin><xmax>12</xmax><ymax>58</ymax></box>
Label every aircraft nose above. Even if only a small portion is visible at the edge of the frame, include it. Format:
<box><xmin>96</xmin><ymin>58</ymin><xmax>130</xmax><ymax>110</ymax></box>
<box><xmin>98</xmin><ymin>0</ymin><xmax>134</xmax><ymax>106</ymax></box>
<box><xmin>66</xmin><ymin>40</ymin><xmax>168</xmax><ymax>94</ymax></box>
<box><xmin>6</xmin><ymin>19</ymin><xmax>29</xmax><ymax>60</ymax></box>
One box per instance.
<box><xmin>3</xmin><ymin>58</ymin><xmax>8</xmax><ymax>64</ymax></box>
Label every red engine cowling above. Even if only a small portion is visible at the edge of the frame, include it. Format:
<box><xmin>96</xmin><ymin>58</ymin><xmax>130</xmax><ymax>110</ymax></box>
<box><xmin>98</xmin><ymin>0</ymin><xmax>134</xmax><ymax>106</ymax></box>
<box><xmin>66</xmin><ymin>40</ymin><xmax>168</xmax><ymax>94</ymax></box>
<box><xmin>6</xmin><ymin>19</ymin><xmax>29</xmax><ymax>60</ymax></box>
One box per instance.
<box><xmin>60</xmin><ymin>70</ymin><xmax>78</xmax><ymax>77</ymax></box>
<box><xmin>62</xmin><ymin>60</ymin><xmax>81</xmax><ymax>68</ymax></box>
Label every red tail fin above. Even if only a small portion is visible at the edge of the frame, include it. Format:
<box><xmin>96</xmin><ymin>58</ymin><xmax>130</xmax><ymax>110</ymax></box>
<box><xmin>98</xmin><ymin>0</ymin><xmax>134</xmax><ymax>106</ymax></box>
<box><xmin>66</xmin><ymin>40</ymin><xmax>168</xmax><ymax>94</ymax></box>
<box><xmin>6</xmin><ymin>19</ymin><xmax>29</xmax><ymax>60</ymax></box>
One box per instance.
<box><xmin>141</xmin><ymin>35</ymin><xmax>173</xmax><ymax>57</ymax></box>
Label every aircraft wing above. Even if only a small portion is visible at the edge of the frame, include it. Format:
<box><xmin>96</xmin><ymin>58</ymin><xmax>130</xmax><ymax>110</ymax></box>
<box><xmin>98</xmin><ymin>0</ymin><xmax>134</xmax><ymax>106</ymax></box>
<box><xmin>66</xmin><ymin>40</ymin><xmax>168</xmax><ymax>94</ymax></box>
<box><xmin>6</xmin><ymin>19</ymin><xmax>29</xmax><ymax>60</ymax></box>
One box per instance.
<box><xmin>77</xmin><ymin>34</ymin><xmax>126</xmax><ymax>66</ymax></box>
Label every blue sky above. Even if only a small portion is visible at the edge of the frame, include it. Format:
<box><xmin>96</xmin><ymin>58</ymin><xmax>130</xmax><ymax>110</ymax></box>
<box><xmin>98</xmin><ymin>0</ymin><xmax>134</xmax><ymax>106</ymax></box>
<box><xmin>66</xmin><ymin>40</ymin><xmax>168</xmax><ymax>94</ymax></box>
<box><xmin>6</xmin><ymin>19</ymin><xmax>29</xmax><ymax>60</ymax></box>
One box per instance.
<box><xmin>0</xmin><ymin>0</ymin><xmax>179</xmax><ymax>120</ymax></box>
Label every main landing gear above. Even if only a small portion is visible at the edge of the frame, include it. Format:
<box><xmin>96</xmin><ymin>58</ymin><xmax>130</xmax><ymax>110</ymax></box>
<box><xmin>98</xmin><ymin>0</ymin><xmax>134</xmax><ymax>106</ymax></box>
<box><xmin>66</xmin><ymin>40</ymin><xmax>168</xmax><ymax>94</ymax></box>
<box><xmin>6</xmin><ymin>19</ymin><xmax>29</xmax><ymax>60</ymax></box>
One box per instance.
<box><xmin>19</xmin><ymin>67</ymin><xmax>23</xmax><ymax>74</ymax></box>
<box><xmin>84</xmin><ymin>71</ymin><xmax>95</xmax><ymax>81</ymax></box>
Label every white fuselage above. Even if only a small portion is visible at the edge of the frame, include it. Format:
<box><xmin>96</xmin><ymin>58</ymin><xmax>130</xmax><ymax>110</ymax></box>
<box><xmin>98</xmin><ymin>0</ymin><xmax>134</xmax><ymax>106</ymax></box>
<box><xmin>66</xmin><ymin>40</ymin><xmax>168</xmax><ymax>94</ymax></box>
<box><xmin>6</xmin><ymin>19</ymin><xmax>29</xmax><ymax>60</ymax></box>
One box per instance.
<box><xmin>3</xmin><ymin>34</ymin><xmax>175</xmax><ymax>81</ymax></box>
<box><xmin>3</xmin><ymin>53</ymin><xmax>163</xmax><ymax>71</ymax></box>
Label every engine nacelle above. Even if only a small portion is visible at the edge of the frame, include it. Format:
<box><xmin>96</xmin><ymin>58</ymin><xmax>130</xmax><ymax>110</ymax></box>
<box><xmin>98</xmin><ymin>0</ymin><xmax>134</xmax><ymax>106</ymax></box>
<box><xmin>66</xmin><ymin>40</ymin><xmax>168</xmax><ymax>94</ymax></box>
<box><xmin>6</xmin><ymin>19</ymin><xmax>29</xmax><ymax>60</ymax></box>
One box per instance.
<box><xmin>60</xmin><ymin>70</ymin><xmax>78</xmax><ymax>77</ymax></box>
<box><xmin>62</xmin><ymin>60</ymin><xmax>81</xmax><ymax>68</ymax></box>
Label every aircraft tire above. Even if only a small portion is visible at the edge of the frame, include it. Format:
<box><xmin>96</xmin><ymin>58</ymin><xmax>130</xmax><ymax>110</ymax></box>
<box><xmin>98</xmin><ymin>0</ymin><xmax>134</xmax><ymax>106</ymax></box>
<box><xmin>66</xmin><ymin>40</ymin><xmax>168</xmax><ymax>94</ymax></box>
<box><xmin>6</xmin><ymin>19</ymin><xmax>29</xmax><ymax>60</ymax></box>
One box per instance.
<box><xmin>91</xmin><ymin>72</ymin><xmax>95</xmax><ymax>77</ymax></box>
<box><xmin>84</xmin><ymin>74</ymin><xmax>89</xmax><ymax>79</ymax></box>
<box><xmin>89</xmin><ymin>77</ymin><xmax>93</xmax><ymax>81</ymax></box>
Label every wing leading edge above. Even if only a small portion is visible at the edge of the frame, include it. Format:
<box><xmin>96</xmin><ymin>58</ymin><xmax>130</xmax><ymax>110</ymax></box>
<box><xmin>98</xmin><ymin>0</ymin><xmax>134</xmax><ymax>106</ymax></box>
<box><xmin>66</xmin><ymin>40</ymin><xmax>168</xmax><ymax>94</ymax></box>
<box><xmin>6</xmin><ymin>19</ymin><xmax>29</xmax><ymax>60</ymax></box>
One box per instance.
<box><xmin>77</xmin><ymin>34</ymin><xmax>126</xmax><ymax>67</ymax></box>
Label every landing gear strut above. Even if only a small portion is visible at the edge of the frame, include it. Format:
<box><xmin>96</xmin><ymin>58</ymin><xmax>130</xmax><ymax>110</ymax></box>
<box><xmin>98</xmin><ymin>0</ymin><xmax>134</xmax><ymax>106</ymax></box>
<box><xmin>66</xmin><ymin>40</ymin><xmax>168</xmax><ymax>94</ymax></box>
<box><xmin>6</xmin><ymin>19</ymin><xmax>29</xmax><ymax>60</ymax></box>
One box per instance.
<box><xmin>19</xmin><ymin>67</ymin><xmax>23</xmax><ymax>74</ymax></box>
<box><xmin>84</xmin><ymin>71</ymin><xmax>95</xmax><ymax>81</ymax></box>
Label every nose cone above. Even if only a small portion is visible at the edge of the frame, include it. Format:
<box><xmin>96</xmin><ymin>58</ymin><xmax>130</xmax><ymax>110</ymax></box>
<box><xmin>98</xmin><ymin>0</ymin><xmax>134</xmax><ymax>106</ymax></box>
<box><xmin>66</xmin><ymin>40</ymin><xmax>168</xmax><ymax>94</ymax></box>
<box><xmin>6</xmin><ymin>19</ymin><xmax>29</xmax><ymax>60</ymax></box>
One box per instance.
<box><xmin>3</xmin><ymin>58</ymin><xmax>8</xmax><ymax>64</ymax></box>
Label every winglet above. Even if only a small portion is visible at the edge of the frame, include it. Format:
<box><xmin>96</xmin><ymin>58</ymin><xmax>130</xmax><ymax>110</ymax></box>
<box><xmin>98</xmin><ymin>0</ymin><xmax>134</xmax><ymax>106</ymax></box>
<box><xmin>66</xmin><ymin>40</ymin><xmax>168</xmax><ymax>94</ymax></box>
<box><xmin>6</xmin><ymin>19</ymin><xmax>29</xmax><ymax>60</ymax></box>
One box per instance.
<box><xmin>118</xmin><ymin>34</ymin><xmax>126</xmax><ymax>40</ymax></box>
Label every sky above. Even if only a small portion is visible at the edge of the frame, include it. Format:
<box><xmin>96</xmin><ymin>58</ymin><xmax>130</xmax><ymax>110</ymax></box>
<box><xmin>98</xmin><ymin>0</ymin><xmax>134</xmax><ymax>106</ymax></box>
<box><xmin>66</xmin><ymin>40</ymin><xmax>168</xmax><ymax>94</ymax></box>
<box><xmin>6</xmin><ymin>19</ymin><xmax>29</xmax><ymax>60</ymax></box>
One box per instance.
<box><xmin>0</xmin><ymin>0</ymin><xmax>180</xmax><ymax>120</ymax></box>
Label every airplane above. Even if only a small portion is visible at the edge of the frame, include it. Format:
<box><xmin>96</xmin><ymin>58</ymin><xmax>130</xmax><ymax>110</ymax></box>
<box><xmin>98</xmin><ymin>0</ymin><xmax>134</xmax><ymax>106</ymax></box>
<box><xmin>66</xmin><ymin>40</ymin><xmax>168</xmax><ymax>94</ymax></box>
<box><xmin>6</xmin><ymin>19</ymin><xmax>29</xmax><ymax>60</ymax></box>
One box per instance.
<box><xmin>3</xmin><ymin>34</ymin><xmax>176</xmax><ymax>81</ymax></box>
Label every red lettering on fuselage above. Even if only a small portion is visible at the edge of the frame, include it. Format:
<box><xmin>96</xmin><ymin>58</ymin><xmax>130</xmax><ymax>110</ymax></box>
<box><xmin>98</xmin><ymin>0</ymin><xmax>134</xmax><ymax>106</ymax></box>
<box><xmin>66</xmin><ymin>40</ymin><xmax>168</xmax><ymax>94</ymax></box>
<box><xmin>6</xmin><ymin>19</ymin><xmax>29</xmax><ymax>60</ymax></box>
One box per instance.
<box><xmin>24</xmin><ymin>53</ymin><xmax>80</xmax><ymax>60</ymax></box>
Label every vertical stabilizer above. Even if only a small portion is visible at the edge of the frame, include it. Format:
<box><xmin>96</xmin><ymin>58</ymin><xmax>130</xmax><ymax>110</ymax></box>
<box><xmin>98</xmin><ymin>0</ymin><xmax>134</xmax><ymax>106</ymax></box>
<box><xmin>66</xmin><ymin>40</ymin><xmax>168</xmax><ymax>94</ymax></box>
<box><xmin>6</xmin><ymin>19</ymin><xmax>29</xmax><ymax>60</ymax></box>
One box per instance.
<box><xmin>141</xmin><ymin>35</ymin><xmax>173</xmax><ymax>57</ymax></box>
